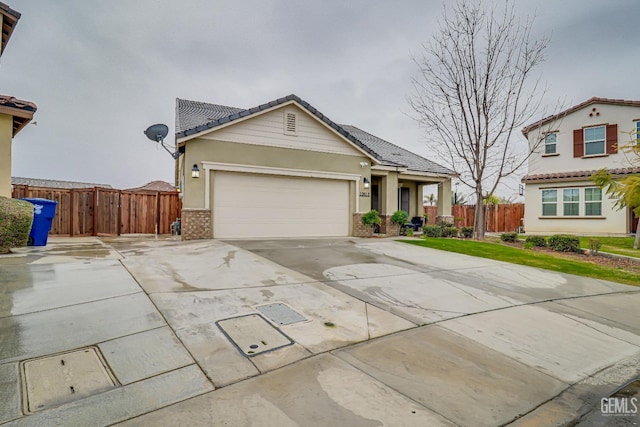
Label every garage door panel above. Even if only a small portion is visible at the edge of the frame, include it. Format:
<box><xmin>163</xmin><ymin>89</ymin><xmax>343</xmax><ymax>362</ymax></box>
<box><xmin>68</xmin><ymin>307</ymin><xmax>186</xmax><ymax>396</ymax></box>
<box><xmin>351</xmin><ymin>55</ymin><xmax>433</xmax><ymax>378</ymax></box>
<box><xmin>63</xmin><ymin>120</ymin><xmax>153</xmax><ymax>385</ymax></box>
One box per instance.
<box><xmin>213</xmin><ymin>172</ymin><xmax>349</xmax><ymax>238</ymax></box>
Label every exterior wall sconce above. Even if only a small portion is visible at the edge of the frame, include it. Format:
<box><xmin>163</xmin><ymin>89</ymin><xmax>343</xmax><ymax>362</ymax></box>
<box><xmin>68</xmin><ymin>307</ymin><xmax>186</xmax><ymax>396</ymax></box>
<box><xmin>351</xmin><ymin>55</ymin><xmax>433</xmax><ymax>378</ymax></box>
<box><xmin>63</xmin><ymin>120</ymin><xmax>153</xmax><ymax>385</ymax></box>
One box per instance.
<box><xmin>191</xmin><ymin>164</ymin><xmax>200</xmax><ymax>179</ymax></box>
<box><xmin>363</xmin><ymin>177</ymin><xmax>370</xmax><ymax>189</ymax></box>
<box><xmin>359</xmin><ymin>161</ymin><xmax>368</xmax><ymax>168</ymax></box>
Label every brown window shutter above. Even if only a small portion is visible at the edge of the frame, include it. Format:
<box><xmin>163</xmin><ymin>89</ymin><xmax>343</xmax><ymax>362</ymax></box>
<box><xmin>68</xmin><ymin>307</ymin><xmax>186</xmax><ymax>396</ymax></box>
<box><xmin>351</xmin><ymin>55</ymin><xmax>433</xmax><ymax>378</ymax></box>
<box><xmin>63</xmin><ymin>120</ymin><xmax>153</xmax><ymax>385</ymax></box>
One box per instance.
<box><xmin>573</xmin><ymin>129</ymin><xmax>584</xmax><ymax>157</ymax></box>
<box><xmin>606</xmin><ymin>124</ymin><xmax>618</xmax><ymax>154</ymax></box>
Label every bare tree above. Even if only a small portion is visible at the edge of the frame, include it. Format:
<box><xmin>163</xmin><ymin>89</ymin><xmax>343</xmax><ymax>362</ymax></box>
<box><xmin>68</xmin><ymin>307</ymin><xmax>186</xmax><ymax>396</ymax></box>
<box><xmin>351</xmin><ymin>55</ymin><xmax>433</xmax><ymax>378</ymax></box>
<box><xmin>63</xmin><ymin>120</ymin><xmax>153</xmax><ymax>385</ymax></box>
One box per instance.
<box><xmin>409</xmin><ymin>0</ymin><xmax>555</xmax><ymax>239</ymax></box>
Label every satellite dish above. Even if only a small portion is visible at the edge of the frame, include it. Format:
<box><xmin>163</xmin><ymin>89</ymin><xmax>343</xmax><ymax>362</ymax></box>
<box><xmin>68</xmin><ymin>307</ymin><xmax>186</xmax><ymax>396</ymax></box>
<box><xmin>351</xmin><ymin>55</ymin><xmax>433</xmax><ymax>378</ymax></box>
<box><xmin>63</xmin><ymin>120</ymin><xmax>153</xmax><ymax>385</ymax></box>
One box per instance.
<box><xmin>144</xmin><ymin>124</ymin><xmax>169</xmax><ymax>142</ymax></box>
<box><xmin>143</xmin><ymin>123</ymin><xmax>181</xmax><ymax>159</ymax></box>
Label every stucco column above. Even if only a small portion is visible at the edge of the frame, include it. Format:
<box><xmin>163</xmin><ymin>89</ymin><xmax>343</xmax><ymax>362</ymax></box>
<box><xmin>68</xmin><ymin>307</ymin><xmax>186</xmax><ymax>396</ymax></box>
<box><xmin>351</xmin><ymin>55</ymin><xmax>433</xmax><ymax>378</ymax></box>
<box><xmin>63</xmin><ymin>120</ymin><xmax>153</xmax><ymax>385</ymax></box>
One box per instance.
<box><xmin>437</xmin><ymin>179</ymin><xmax>452</xmax><ymax>217</ymax></box>
<box><xmin>384</xmin><ymin>173</ymin><xmax>398</xmax><ymax>215</ymax></box>
<box><xmin>416</xmin><ymin>184</ymin><xmax>425</xmax><ymax>218</ymax></box>
<box><xmin>0</xmin><ymin>114</ymin><xmax>13</xmax><ymax>198</ymax></box>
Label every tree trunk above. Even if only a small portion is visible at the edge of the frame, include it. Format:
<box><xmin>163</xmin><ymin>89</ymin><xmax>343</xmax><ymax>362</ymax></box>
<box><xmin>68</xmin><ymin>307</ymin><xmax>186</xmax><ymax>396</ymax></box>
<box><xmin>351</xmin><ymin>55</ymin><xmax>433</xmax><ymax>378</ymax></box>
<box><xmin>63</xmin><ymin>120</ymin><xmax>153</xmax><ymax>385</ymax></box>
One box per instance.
<box><xmin>474</xmin><ymin>189</ymin><xmax>485</xmax><ymax>239</ymax></box>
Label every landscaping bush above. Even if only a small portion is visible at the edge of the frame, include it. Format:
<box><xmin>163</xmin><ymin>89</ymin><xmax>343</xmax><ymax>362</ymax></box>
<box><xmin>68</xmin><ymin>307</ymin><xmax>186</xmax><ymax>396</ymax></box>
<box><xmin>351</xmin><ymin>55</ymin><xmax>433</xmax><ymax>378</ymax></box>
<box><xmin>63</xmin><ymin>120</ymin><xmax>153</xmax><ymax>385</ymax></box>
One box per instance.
<box><xmin>404</xmin><ymin>228</ymin><xmax>414</xmax><ymax>237</ymax></box>
<box><xmin>589</xmin><ymin>238</ymin><xmax>602</xmax><ymax>254</ymax></box>
<box><xmin>500</xmin><ymin>232</ymin><xmax>518</xmax><ymax>243</ymax></box>
<box><xmin>0</xmin><ymin>197</ymin><xmax>34</xmax><ymax>254</ymax></box>
<box><xmin>443</xmin><ymin>226</ymin><xmax>459</xmax><ymax>238</ymax></box>
<box><xmin>548</xmin><ymin>234</ymin><xmax>580</xmax><ymax>252</ymax></box>
<box><xmin>461</xmin><ymin>226</ymin><xmax>474</xmax><ymax>238</ymax></box>
<box><xmin>423</xmin><ymin>225</ymin><xmax>442</xmax><ymax>238</ymax></box>
<box><xmin>361</xmin><ymin>210</ymin><xmax>381</xmax><ymax>236</ymax></box>
<box><xmin>390</xmin><ymin>210</ymin><xmax>409</xmax><ymax>225</ymax></box>
<box><xmin>525</xmin><ymin>235</ymin><xmax>547</xmax><ymax>247</ymax></box>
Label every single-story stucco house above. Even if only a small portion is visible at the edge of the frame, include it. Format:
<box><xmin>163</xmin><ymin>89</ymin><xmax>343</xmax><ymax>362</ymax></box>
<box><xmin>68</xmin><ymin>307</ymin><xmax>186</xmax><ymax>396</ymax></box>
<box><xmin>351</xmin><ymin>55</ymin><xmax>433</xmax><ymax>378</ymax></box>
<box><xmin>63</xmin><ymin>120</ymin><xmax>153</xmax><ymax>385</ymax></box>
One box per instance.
<box><xmin>174</xmin><ymin>94</ymin><xmax>455</xmax><ymax>240</ymax></box>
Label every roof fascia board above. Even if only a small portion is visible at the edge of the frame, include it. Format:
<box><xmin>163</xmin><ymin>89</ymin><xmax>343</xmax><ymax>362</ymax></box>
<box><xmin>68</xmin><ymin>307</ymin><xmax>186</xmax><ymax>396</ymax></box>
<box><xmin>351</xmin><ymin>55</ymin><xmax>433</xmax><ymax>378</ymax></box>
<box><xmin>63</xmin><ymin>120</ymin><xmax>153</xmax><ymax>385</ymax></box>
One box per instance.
<box><xmin>0</xmin><ymin>105</ymin><xmax>34</xmax><ymax>119</ymax></box>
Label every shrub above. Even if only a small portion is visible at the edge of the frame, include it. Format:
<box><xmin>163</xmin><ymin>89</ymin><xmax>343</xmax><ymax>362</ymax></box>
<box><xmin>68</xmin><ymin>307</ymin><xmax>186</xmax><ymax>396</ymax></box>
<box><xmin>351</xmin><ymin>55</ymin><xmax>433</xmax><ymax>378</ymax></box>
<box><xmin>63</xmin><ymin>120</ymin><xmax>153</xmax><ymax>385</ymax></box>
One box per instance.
<box><xmin>525</xmin><ymin>235</ymin><xmax>546</xmax><ymax>247</ymax></box>
<box><xmin>589</xmin><ymin>238</ymin><xmax>602</xmax><ymax>254</ymax></box>
<box><xmin>423</xmin><ymin>225</ymin><xmax>442</xmax><ymax>238</ymax></box>
<box><xmin>548</xmin><ymin>234</ymin><xmax>580</xmax><ymax>252</ymax></box>
<box><xmin>461</xmin><ymin>226</ymin><xmax>474</xmax><ymax>238</ymax></box>
<box><xmin>0</xmin><ymin>197</ymin><xmax>34</xmax><ymax>254</ymax></box>
<box><xmin>443</xmin><ymin>226</ymin><xmax>459</xmax><ymax>238</ymax></box>
<box><xmin>500</xmin><ymin>232</ymin><xmax>518</xmax><ymax>243</ymax></box>
<box><xmin>361</xmin><ymin>210</ymin><xmax>381</xmax><ymax>226</ymax></box>
<box><xmin>390</xmin><ymin>210</ymin><xmax>409</xmax><ymax>225</ymax></box>
<box><xmin>404</xmin><ymin>228</ymin><xmax>414</xmax><ymax>237</ymax></box>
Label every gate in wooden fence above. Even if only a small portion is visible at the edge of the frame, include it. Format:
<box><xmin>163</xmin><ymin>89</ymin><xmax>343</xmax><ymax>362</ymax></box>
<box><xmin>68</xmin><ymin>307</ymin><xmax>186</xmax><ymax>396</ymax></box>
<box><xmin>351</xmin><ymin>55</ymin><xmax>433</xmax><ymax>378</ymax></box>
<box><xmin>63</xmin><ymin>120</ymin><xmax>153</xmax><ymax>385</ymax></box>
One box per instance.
<box><xmin>423</xmin><ymin>204</ymin><xmax>524</xmax><ymax>233</ymax></box>
<box><xmin>12</xmin><ymin>185</ymin><xmax>182</xmax><ymax>236</ymax></box>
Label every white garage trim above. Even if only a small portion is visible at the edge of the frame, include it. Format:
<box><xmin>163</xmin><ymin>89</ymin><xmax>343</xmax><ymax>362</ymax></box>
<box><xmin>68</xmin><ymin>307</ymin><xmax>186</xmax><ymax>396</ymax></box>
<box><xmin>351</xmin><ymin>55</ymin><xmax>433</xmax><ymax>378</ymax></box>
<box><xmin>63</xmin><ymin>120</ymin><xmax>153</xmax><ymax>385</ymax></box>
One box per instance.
<box><xmin>212</xmin><ymin>172</ymin><xmax>351</xmax><ymax>238</ymax></box>
<box><xmin>201</xmin><ymin>161</ymin><xmax>360</xmax><ymax>212</ymax></box>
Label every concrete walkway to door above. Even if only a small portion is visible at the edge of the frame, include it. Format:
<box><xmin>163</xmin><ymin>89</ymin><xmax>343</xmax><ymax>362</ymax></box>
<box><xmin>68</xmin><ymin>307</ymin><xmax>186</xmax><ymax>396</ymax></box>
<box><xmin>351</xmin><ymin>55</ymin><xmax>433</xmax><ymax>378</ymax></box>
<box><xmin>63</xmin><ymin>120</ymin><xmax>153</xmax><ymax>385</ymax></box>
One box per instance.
<box><xmin>0</xmin><ymin>236</ymin><xmax>638</xmax><ymax>426</ymax></box>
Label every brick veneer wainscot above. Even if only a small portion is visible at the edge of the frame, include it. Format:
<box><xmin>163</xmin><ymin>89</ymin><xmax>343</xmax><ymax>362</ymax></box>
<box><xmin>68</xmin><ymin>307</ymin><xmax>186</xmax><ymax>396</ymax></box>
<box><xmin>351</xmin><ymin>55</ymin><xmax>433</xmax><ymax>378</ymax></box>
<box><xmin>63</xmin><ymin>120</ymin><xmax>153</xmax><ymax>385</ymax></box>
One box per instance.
<box><xmin>352</xmin><ymin>213</ymin><xmax>374</xmax><ymax>237</ymax></box>
<box><xmin>181</xmin><ymin>209</ymin><xmax>211</xmax><ymax>240</ymax></box>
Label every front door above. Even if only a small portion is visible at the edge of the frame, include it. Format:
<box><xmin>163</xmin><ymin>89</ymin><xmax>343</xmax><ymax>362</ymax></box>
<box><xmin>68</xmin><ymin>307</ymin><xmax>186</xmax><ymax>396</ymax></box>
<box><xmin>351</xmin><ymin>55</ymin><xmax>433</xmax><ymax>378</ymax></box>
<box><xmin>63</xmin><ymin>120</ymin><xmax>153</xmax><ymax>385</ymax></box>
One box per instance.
<box><xmin>398</xmin><ymin>187</ymin><xmax>410</xmax><ymax>214</ymax></box>
<box><xmin>631</xmin><ymin>207</ymin><xmax>639</xmax><ymax>234</ymax></box>
<box><xmin>371</xmin><ymin>184</ymin><xmax>379</xmax><ymax>212</ymax></box>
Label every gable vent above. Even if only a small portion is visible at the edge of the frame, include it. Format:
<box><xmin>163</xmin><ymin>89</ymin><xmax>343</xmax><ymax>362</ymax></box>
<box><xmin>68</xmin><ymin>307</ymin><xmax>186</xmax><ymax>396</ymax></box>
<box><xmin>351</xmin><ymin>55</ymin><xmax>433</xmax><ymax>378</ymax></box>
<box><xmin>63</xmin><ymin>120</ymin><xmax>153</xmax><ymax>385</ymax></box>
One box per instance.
<box><xmin>284</xmin><ymin>111</ymin><xmax>297</xmax><ymax>135</ymax></box>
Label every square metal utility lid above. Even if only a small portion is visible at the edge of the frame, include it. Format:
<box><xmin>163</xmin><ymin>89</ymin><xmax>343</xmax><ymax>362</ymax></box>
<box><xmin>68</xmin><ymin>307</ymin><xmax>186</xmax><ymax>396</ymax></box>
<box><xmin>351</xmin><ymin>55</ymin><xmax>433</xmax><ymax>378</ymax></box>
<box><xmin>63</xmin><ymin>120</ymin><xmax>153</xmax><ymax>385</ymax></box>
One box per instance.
<box><xmin>21</xmin><ymin>347</ymin><xmax>117</xmax><ymax>413</ymax></box>
<box><xmin>255</xmin><ymin>302</ymin><xmax>308</xmax><ymax>326</ymax></box>
<box><xmin>216</xmin><ymin>314</ymin><xmax>294</xmax><ymax>357</ymax></box>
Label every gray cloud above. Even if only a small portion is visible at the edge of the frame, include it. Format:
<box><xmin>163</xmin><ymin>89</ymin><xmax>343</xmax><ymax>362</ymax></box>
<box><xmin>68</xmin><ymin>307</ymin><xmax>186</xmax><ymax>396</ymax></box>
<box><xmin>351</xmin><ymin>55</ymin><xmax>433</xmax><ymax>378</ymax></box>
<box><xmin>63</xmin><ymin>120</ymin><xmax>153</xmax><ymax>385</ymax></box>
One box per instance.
<box><xmin>2</xmin><ymin>0</ymin><xmax>638</xmax><ymax>194</ymax></box>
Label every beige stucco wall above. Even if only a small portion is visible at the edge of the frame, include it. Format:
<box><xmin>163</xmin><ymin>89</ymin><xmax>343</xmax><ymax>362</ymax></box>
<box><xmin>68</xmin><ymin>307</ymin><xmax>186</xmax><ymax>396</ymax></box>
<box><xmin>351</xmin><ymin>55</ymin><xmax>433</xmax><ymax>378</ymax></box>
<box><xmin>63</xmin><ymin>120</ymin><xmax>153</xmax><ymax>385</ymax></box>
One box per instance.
<box><xmin>183</xmin><ymin>137</ymin><xmax>371</xmax><ymax>209</ymax></box>
<box><xmin>0</xmin><ymin>114</ymin><xmax>13</xmax><ymax>198</ymax></box>
<box><xmin>523</xmin><ymin>180</ymin><xmax>628</xmax><ymax>235</ymax></box>
<box><xmin>527</xmin><ymin>103</ymin><xmax>640</xmax><ymax>176</ymax></box>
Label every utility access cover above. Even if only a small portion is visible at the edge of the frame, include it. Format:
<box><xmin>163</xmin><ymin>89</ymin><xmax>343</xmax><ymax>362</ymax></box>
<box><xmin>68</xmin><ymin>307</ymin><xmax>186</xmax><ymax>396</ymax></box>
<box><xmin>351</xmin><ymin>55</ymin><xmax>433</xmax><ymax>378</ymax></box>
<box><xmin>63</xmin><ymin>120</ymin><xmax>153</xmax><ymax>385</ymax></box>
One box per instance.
<box><xmin>21</xmin><ymin>347</ymin><xmax>116</xmax><ymax>413</ymax></box>
<box><xmin>216</xmin><ymin>314</ymin><xmax>294</xmax><ymax>357</ymax></box>
<box><xmin>255</xmin><ymin>302</ymin><xmax>307</xmax><ymax>326</ymax></box>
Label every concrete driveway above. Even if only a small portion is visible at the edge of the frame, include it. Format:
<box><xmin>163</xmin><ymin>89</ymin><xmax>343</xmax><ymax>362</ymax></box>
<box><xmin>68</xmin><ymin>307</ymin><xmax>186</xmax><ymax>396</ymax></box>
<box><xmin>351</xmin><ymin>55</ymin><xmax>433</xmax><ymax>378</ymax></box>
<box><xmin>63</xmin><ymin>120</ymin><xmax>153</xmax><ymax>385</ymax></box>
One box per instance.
<box><xmin>0</xmin><ymin>237</ymin><xmax>638</xmax><ymax>426</ymax></box>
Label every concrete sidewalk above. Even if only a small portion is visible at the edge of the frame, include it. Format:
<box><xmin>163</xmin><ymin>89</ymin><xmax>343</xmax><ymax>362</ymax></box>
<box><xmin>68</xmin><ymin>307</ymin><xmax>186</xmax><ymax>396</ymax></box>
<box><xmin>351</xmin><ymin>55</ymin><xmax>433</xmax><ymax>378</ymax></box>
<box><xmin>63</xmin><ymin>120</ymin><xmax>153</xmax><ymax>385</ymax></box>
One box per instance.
<box><xmin>0</xmin><ymin>236</ymin><xmax>638</xmax><ymax>426</ymax></box>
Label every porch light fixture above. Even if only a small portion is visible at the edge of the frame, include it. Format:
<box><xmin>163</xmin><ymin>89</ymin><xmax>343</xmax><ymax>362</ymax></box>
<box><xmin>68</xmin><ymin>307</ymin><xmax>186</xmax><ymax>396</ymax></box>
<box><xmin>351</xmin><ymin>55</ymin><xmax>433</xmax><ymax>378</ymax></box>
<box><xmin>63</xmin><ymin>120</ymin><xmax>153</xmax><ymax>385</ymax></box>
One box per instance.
<box><xmin>363</xmin><ymin>177</ymin><xmax>370</xmax><ymax>189</ymax></box>
<box><xmin>191</xmin><ymin>164</ymin><xmax>200</xmax><ymax>179</ymax></box>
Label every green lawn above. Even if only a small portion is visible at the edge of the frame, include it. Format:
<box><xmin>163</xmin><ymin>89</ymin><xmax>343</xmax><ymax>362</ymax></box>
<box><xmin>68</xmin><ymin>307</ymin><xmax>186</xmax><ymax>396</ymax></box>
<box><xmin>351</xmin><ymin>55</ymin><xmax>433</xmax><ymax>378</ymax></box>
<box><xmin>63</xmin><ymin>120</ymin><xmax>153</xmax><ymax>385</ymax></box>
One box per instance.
<box><xmin>577</xmin><ymin>236</ymin><xmax>639</xmax><ymax>259</ymax></box>
<box><xmin>401</xmin><ymin>238</ymin><xmax>640</xmax><ymax>287</ymax></box>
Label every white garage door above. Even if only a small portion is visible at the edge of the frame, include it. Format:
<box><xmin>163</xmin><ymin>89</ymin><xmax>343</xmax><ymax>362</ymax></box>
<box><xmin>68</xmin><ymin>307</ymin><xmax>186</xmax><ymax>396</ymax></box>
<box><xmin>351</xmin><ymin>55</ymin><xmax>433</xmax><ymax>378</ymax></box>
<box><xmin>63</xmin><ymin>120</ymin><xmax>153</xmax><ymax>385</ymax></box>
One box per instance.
<box><xmin>213</xmin><ymin>172</ymin><xmax>350</xmax><ymax>238</ymax></box>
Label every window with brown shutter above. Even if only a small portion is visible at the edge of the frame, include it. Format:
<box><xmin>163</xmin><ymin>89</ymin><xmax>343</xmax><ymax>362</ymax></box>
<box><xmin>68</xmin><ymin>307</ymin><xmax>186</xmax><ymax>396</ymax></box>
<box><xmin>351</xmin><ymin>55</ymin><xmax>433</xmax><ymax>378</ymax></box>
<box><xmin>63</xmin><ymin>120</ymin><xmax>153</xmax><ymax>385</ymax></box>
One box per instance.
<box><xmin>606</xmin><ymin>124</ymin><xmax>618</xmax><ymax>154</ymax></box>
<box><xmin>573</xmin><ymin>129</ymin><xmax>584</xmax><ymax>157</ymax></box>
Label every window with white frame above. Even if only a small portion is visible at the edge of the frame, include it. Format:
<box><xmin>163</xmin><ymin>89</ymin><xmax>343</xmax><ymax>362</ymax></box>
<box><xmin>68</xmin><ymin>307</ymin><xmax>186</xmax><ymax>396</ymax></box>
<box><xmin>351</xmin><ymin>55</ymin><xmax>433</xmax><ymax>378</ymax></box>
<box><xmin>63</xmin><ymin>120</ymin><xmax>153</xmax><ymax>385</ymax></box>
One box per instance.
<box><xmin>584</xmin><ymin>187</ymin><xmax>602</xmax><ymax>216</ymax></box>
<box><xmin>544</xmin><ymin>133</ymin><xmax>557</xmax><ymax>154</ymax></box>
<box><xmin>584</xmin><ymin>126</ymin><xmax>606</xmax><ymax>155</ymax></box>
<box><xmin>541</xmin><ymin>189</ymin><xmax>557</xmax><ymax>216</ymax></box>
<box><xmin>563</xmin><ymin>188</ymin><xmax>579</xmax><ymax>216</ymax></box>
<box><xmin>636</xmin><ymin>121</ymin><xmax>640</xmax><ymax>145</ymax></box>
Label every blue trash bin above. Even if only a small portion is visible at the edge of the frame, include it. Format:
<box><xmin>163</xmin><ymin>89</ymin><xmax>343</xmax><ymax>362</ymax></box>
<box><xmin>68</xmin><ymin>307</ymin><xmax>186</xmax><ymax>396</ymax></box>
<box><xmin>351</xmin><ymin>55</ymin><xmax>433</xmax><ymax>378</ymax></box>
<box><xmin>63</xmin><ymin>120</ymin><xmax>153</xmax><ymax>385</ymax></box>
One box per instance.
<box><xmin>19</xmin><ymin>198</ymin><xmax>58</xmax><ymax>246</ymax></box>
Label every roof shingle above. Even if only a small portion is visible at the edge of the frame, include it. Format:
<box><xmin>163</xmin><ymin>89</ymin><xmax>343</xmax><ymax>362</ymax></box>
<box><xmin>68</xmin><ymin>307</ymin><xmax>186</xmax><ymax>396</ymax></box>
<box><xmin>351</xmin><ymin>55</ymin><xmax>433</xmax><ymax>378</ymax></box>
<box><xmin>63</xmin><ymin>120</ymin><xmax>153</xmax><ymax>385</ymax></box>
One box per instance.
<box><xmin>522</xmin><ymin>97</ymin><xmax>640</xmax><ymax>136</ymax></box>
<box><xmin>522</xmin><ymin>167</ymin><xmax>640</xmax><ymax>182</ymax></box>
<box><xmin>175</xmin><ymin>95</ymin><xmax>454</xmax><ymax>176</ymax></box>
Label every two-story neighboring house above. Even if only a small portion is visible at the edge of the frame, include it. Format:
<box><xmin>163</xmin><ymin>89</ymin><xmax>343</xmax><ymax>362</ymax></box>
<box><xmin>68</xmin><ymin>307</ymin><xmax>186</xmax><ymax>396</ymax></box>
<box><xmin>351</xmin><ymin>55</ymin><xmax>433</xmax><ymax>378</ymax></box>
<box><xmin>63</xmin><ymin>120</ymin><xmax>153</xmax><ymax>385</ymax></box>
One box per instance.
<box><xmin>521</xmin><ymin>97</ymin><xmax>640</xmax><ymax>235</ymax></box>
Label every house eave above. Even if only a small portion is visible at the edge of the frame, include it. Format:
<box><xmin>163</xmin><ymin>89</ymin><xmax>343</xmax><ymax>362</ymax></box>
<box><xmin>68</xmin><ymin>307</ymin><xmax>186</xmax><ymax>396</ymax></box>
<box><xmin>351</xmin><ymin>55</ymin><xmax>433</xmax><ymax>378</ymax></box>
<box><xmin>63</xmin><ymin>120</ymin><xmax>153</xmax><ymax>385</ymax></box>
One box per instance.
<box><xmin>176</xmin><ymin>97</ymin><xmax>380</xmax><ymax>163</ymax></box>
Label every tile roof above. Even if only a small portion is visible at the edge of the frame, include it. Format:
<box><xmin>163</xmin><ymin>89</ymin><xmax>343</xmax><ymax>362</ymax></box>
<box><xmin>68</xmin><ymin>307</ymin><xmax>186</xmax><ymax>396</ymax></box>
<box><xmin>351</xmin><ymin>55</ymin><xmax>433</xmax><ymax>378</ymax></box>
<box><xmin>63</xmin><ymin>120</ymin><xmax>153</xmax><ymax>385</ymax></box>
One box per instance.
<box><xmin>522</xmin><ymin>97</ymin><xmax>640</xmax><ymax>136</ymax></box>
<box><xmin>176</xmin><ymin>94</ymin><xmax>454</xmax><ymax>176</ymax></box>
<box><xmin>0</xmin><ymin>94</ymin><xmax>37</xmax><ymax>136</ymax></box>
<box><xmin>339</xmin><ymin>125</ymin><xmax>455</xmax><ymax>175</ymax></box>
<box><xmin>125</xmin><ymin>180</ymin><xmax>177</xmax><ymax>192</ymax></box>
<box><xmin>12</xmin><ymin>177</ymin><xmax>113</xmax><ymax>189</ymax></box>
<box><xmin>0</xmin><ymin>2</ymin><xmax>20</xmax><ymax>56</ymax></box>
<box><xmin>522</xmin><ymin>167</ymin><xmax>640</xmax><ymax>182</ymax></box>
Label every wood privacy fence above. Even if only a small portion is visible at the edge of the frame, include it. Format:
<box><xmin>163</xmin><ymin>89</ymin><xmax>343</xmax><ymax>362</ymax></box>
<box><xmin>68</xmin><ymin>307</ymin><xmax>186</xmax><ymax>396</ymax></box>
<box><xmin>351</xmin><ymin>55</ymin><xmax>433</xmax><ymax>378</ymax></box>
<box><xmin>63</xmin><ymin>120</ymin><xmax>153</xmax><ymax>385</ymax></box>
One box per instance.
<box><xmin>424</xmin><ymin>204</ymin><xmax>524</xmax><ymax>233</ymax></box>
<box><xmin>12</xmin><ymin>185</ymin><xmax>182</xmax><ymax>236</ymax></box>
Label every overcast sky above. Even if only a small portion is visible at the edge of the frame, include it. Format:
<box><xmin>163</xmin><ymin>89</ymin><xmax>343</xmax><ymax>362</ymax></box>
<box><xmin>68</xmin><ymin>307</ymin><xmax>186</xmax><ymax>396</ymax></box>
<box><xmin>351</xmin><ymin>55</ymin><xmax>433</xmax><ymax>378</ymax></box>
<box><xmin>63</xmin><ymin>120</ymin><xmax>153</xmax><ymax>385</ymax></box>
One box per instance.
<box><xmin>3</xmin><ymin>0</ymin><xmax>639</xmax><ymax>199</ymax></box>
